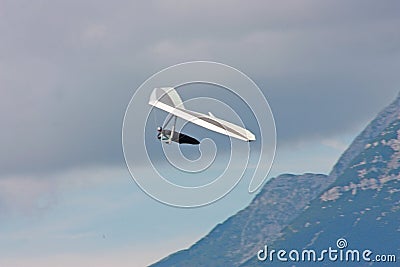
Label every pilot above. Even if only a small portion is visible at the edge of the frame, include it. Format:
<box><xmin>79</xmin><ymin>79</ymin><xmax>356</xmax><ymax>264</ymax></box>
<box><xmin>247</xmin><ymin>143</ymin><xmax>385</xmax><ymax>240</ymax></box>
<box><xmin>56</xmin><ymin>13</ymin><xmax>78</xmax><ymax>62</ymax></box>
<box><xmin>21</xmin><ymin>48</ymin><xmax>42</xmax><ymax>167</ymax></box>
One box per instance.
<box><xmin>157</xmin><ymin>126</ymin><xmax>169</xmax><ymax>141</ymax></box>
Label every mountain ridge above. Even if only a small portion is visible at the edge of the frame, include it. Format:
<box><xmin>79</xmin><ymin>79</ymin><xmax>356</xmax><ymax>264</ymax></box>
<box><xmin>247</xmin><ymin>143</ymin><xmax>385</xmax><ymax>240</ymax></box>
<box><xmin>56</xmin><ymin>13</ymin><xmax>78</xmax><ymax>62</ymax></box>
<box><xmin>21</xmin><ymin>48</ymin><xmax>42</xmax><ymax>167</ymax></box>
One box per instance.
<box><xmin>151</xmin><ymin>173</ymin><xmax>332</xmax><ymax>267</ymax></box>
<box><xmin>242</xmin><ymin>117</ymin><xmax>400</xmax><ymax>266</ymax></box>
<box><xmin>330</xmin><ymin>92</ymin><xmax>400</xmax><ymax>180</ymax></box>
<box><xmin>152</xmin><ymin>92</ymin><xmax>400</xmax><ymax>267</ymax></box>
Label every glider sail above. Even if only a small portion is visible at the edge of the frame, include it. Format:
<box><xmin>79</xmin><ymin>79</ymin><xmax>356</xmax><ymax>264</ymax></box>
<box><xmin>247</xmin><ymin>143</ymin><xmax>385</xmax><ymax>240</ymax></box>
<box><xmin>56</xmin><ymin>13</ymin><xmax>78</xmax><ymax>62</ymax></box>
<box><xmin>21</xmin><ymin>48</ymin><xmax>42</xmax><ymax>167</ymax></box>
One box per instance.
<box><xmin>149</xmin><ymin>88</ymin><xmax>256</xmax><ymax>142</ymax></box>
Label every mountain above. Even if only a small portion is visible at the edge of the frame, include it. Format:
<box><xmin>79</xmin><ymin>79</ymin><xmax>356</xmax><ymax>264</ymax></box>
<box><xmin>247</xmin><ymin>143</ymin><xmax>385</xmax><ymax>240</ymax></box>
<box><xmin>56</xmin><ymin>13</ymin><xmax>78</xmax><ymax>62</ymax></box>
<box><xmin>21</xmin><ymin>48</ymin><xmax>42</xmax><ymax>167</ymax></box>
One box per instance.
<box><xmin>243</xmin><ymin>117</ymin><xmax>400</xmax><ymax>266</ymax></box>
<box><xmin>330</xmin><ymin>93</ymin><xmax>400</xmax><ymax>180</ymax></box>
<box><xmin>152</xmin><ymin>174</ymin><xmax>333</xmax><ymax>267</ymax></box>
<box><xmin>152</xmin><ymin>93</ymin><xmax>400</xmax><ymax>267</ymax></box>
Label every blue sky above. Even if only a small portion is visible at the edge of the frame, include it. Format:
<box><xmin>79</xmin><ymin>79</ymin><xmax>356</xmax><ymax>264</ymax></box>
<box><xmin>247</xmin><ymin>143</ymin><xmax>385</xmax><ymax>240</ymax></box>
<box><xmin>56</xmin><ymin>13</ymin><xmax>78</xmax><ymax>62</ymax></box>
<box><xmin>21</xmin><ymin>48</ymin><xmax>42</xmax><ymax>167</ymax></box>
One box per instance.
<box><xmin>0</xmin><ymin>142</ymin><xmax>352</xmax><ymax>266</ymax></box>
<box><xmin>1</xmin><ymin>1</ymin><xmax>400</xmax><ymax>266</ymax></box>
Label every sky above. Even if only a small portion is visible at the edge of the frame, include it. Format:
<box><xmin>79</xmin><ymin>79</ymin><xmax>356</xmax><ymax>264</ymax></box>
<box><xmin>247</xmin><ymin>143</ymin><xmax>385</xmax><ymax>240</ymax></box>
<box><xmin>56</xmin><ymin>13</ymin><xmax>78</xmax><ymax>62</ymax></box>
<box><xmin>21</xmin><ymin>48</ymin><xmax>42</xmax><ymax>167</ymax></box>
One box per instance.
<box><xmin>1</xmin><ymin>0</ymin><xmax>400</xmax><ymax>266</ymax></box>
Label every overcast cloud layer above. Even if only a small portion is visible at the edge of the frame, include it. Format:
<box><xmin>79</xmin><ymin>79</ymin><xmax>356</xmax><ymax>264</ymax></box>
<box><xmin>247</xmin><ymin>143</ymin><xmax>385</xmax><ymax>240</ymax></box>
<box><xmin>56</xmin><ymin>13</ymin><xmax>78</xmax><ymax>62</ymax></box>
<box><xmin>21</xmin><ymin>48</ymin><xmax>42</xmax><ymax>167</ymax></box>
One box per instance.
<box><xmin>1</xmin><ymin>0</ymin><xmax>399</xmax><ymax>177</ymax></box>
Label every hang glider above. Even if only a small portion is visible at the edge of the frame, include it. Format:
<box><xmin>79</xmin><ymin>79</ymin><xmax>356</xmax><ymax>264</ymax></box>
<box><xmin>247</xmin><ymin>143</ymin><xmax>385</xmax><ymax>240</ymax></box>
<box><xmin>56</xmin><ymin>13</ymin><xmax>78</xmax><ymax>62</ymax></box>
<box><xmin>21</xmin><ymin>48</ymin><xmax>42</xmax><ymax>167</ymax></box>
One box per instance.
<box><xmin>149</xmin><ymin>87</ymin><xmax>256</xmax><ymax>145</ymax></box>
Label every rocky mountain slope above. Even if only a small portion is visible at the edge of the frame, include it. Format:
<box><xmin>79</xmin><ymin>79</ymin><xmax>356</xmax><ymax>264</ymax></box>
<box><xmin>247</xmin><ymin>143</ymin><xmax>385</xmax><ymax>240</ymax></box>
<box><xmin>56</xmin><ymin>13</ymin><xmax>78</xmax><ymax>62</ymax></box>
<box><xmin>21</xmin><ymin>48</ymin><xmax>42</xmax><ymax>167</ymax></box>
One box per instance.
<box><xmin>330</xmin><ymin>93</ymin><xmax>400</xmax><ymax>180</ymax></box>
<box><xmin>243</xmin><ymin>118</ymin><xmax>400</xmax><ymax>266</ymax></box>
<box><xmin>153</xmin><ymin>93</ymin><xmax>400</xmax><ymax>267</ymax></box>
<box><xmin>152</xmin><ymin>174</ymin><xmax>333</xmax><ymax>267</ymax></box>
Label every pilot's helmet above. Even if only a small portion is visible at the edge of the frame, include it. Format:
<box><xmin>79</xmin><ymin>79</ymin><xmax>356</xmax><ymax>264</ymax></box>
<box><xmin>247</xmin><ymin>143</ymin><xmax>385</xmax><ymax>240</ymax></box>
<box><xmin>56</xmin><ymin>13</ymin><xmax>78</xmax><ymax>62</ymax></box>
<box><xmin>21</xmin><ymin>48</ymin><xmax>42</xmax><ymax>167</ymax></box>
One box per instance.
<box><xmin>157</xmin><ymin>126</ymin><xmax>162</xmax><ymax>132</ymax></box>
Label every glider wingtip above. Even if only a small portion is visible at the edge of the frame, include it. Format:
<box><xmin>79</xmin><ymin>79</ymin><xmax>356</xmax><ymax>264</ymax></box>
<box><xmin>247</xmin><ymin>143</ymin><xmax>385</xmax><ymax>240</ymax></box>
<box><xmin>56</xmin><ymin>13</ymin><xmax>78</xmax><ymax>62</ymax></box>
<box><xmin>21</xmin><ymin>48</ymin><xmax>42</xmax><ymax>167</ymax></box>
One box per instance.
<box><xmin>248</xmin><ymin>134</ymin><xmax>256</xmax><ymax>142</ymax></box>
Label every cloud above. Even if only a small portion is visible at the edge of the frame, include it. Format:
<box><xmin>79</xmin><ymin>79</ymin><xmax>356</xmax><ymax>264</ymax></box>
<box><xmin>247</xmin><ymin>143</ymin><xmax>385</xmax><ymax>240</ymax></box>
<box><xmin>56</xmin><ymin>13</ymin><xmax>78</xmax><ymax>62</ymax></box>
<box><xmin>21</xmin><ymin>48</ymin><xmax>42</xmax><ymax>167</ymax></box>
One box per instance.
<box><xmin>0</xmin><ymin>175</ymin><xmax>58</xmax><ymax>217</ymax></box>
<box><xmin>321</xmin><ymin>138</ymin><xmax>349</xmax><ymax>152</ymax></box>
<box><xmin>0</xmin><ymin>0</ymin><xmax>399</xmax><ymax>178</ymax></box>
<box><xmin>0</xmin><ymin>165</ymin><xmax>129</xmax><ymax>218</ymax></box>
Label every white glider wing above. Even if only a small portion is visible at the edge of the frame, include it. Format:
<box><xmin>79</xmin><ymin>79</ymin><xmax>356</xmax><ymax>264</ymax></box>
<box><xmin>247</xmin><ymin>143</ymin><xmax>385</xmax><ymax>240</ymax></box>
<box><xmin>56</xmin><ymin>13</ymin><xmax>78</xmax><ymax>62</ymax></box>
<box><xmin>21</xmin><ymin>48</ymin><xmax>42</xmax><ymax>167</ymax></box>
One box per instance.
<box><xmin>149</xmin><ymin>87</ymin><xmax>256</xmax><ymax>142</ymax></box>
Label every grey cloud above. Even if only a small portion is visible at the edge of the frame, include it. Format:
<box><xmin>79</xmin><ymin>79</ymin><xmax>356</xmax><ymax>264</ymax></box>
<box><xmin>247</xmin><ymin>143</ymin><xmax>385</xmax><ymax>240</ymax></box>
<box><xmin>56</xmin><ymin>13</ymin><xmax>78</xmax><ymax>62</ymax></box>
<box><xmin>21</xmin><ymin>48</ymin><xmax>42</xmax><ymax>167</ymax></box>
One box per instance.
<box><xmin>0</xmin><ymin>0</ymin><xmax>399</xmax><ymax>175</ymax></box>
